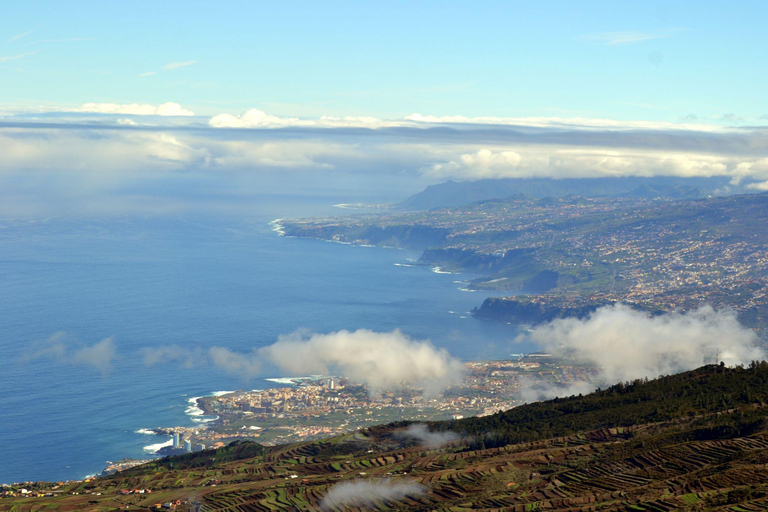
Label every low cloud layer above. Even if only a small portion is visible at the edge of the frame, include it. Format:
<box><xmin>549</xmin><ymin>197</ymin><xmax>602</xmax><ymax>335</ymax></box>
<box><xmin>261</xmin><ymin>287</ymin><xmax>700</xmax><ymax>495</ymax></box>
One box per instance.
<box><xmin>262</xmin><ymin>329</ymin><xmax>465</xmax><ymax>396</ymax></box>
<box><xmin>75</xmin><ymin>102</ymin><xmax>195</xmax><ymax>116</ymax></box>
<box><xmin>209</xmin><ymin>108</ymin><xmax>394</xmax><ymax>129</ymax></box>
<box><xmin>24</xmin><ymin>332</ymin><xmax>116</xmax><ymax>375</ymax></box>
<box><xmin>142</xmin><ymin>345</ymin><xmax>262</xmax><ymax>379</ymax></box>
<box><xmin>320</xmin><ymin>479</ymin><xmax>426</xmax><ymax>510</ymax></box>
<box><xmin>395</xmin><ymin>423</ymin><xmax>460</xmax><ymax>448</ymax></box>
<box><xmin>2</xmin><ymin>107</ymin><xmax>768</xmax><ymax>216</ymax></box>
<box><xmin>519</xmin><ymin>304</ymin><xmax>764</xmax><ymax>399</ymax></box>
<box><xmin>143</xmin><ymin>329</ymin><xmax>465</xmax><ymax>395</ymax></box>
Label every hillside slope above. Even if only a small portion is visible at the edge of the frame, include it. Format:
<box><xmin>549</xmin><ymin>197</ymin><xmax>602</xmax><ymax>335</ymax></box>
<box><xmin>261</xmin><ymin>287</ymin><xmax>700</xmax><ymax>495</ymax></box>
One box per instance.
<box><xmin>7</xmin><ymin>364</ymin><xmax>768</xmax><ymax>511</ymax></box>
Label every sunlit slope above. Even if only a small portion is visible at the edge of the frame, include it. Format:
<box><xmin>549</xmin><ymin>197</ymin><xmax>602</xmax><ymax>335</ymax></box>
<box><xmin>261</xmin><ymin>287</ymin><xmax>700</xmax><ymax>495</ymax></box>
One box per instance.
<box><xmin>7</xmin><ymin>364</ymin><xmax>768</xmax><ymax>511</ymax></box>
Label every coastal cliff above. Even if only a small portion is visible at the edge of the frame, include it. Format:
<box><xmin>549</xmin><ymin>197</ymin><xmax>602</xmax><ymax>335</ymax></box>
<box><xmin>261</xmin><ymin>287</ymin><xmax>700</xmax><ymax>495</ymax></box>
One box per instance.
<box><xmin>472</xmin><ymin>295</ymin><xmax>664</xmax><ymax>325</ymax></box>
<box><xmin>471</xmin><ymin>296</ymin><xmax>615</xmax><ymax>324</ymax></box>
<box><xmin>281</xmin><ymin>222</ymin><xmax>450</xmax><ymax>250</ymax></box>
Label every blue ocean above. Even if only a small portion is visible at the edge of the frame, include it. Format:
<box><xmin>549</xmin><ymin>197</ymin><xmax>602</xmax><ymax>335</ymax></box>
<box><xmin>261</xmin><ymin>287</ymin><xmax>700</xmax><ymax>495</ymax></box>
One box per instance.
<box><xmin>0</xmin><ymin>196</ymin><xmax>529</xmax><ymax>483</ymax></box>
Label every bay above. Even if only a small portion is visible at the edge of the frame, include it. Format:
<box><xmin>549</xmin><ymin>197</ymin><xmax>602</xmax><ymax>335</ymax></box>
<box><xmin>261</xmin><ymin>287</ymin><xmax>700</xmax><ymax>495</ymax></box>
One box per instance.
<box><xmin>0</xmin><ymin>197</ymin><xmax>528</xmax><ymax>483</ymax></box>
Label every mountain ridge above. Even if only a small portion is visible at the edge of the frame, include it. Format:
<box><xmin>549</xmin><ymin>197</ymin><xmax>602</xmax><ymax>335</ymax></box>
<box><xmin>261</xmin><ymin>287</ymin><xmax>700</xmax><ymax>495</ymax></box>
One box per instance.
<box><xmin>400</xmin><ymin>176</ymin><xmax>742</xmax><ymax>210</ymax></box>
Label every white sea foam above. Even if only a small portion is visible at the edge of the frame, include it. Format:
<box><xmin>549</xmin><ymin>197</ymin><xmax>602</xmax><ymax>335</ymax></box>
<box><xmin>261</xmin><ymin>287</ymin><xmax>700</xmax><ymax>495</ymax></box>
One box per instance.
<box><xmin>185</xmin><ymin>393</ymin><xmax>230</xmax><ymax>421</ymax></box>
<box><xmin>186</xmin><ymin>396</ymin><xmax>204</xmax><ymax>416</ymax></box>
<box><xmin>269</xmin><ymin>219</ymin><xmax>285</xmax><ymax>236</ymax></box>
<box><xmin>192</xmin><ymin>415</ymin><xmax>218</xmax><ymax>424</ymax></box>
<box><xmin>265</xmin><ymin>376</ymin><xmax>314</xmax><ymax>385</ymax></box>
<box><xmin>265</xmin><ymin>377</ymin><xmax>299</xmax><ymax>385</ymax></box>
<box><xmin>431</xmin><ymin>266</ymin><xmax>455</xmax><ymax>274</ymax></box>
<box><xmin>143</xmin><ymin>438</ymin><xmax>173</xmax><ymax>453</ymax></box>
<box><xmin>135</xmin><ymin>428</ymin><xmax>156</xmax><ymax>435</ymax></box>
<box><xmin>393</xmin><ymin>263</ymin><xmax>414</xmax><ymax>267</ymax></box>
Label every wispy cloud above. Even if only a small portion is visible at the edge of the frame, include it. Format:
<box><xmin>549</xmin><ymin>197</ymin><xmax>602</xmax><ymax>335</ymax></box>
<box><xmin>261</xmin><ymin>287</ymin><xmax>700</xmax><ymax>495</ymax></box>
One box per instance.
<box><xmin>137</xmin><ymin>71</ymin><xmax>156</xmax><ymax>77</ymax></box>
<box><xmin>8</xmin><ymin>30</ymin><xmax>32</xmax><ymax>43</ymax></box>
<box><xmin>321</xmin><ymin>479</ymin><xmax>426</xmax><ymax>510</ymax></box>
<box><xmin>395</xmin><ymin>424</ymin><xmax>460</xmax><ymax>448</ymax></box>
<box><xmin>162</xmin><ymin>60</ymin><xmax>197</xmax><ymax>70</ymax></box>
<box><xmin>23</xmin><ymin>332</ymin><xmax>117</xmax><ymax>376</ymax></box>
<box><xmin>584</xmin><ymin>30</ymin><xmax>677</xmax><ymax>46</ymax></box>
<box><xmin>29</xmin><ymin>37</ymin><xmax>92</xmax><ymax>44</ymax></box>
<box><xmin>0</xmin><ymin>49</ymin><xmax>41</xmax><ymax>63</ymax></box>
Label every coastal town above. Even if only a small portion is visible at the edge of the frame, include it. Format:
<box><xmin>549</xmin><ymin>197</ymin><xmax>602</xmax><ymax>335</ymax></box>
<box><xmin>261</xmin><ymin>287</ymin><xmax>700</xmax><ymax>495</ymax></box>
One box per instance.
<box><xmin>140</xmin><ymin>356</ymin><xmax>598</xmax><ymax>451</ymax></box>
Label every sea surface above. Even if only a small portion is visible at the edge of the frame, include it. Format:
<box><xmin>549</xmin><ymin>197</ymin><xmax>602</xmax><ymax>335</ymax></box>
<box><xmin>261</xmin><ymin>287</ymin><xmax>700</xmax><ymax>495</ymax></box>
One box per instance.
<box><xmin>0</xmin><ymin>196</ymin><xmax>530</xmax><ymax>483</ymax></box>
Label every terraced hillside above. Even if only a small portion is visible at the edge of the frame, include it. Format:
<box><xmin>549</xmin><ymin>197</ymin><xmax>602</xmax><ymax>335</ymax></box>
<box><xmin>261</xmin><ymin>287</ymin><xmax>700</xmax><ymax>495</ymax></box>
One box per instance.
<box><xmin>6</xmin><ymin>364</ymin><xmax>768</xmax><ymax>511</ymax></box>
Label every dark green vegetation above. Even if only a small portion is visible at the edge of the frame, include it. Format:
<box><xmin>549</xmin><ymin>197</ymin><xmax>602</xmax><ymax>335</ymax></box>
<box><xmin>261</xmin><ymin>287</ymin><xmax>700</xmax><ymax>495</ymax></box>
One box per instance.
<box><xmin>9</xmin><ymin>364</ymin><xmax>768</xmax><ymax>511</ymax></box>
<box><xmin>281</xmin><ymin>192</ymin><xmax>768</xmax><ymax>328</ymax></box>
<box><xmin>438</xmin><ymin>363</ymin><xmax>768</xmax><ymax>449</ymax></box>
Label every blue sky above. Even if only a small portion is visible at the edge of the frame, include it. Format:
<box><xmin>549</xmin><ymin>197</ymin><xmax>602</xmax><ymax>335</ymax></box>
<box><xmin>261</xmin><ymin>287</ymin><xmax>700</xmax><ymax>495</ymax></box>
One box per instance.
<box><xmin>2</xmin><ymin>0</ymin><xmax>766</xmax><ymax>122</ymax></box>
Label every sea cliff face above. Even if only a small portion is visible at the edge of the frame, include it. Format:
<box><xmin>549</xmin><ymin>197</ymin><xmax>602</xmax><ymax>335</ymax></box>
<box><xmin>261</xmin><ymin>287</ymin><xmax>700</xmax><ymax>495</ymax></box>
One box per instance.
<box><xmin>472</xmin><ymin>296</ymin><xmax>666</xmax><ymax>325</ymax></box>
<box><xmin>472</xmin><ymin>296</ymin><xmax>617</xmax><ymax>324</ymax></box>
<box><xmin>281</xmin><ymin>222</ymin><xmax>450</xmax><ymax>250</ymax></box>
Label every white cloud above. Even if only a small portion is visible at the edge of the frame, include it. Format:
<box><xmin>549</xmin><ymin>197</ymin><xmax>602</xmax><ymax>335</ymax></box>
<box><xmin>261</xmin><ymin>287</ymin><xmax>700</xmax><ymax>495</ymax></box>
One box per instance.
<box><xmin>209</xmin><ymin>109</ymin><xmax>731</xmax><ymax>132</ymax></box>
<box><xmin>395</xmin><ymin>424</ymin><xmax>460</xmax><ymax>448</ymax></box>
<box><xmin>71</xmin><ymin>337</ymin><xmax>117</xmax><ymax>375</ymax></box>
<box><xmin>428</xmin><ymin>148</ymin><xmax>522</xmax><ymax>179</ymax></box>
<box><xmin>210</xmin><ymin>109</ymin><xmax>312</xmax><ymax>128</ymax></box>
<box><xmin>141</xmin><ymin>328</ymin><xmax>465</xmax><ymax>391</ymax></box>
<box><xmin>423</xmin><ymin>146</ymin><xmax>741</xmax><ymax>180</ymax></box>
<box><xmin>261</xmin><ymin>329</ymin><xmax>466</xmax><ymax>396</ymax></box>
<box><xmin>8</xmin><ymin>30</ymin><xmax>32</xmax><ymax>43</ymax></box>
<box><xmin>1</xmin><ymin>107</ymin><xmax>768</xmax><ymax>217</ymax></box>
<box><xmin>405</xmin><ymin>112</ymin><xmax>728</xmax><ymax>132</ymax></box>
<box><xmin>321</xmin><ymin>479</ymin><xmax>426</xmax><ymax>510</ymax></box>
<box><xmin>137</xmin><ymin>71</ymin><xmax>156</xmax><ymax>77</ymax></box>
<box><xmin>30</xmin><ymin>38</ymin><xmax>92</xmax><ymax>44</ymax></box>
<box><xmin>24</xmin><ymin>333</ymin><xmax>117</xmax><ymax>375</ymax></box>
<box><xmin>209</xmin><ymin>347</ymin><xmax>262</xmax><ymax>379</ymax></box>
<box><xmin>0</xmin><ymin>50</ymin><xmax>41</xmax><ymax>63</ymax></box>
<box><xmin>748</xmin><ymin>181</ymin><xmax>768</xmax><ymax>191</ymax></box>
<box><xmin>0</xmin><ymin>129</ymin><xmax>210</xmax><ymax>174</ymax></box>
<box><xmin>209</xmin><ymin>140</ymin><xmax>344</xmax><ymax>169</ymax></box>
<box><xmin>209</xmin><ymin>108</ymin><xmax>398</xmax><ymax>129</ymax></box>
<box><xmin>76</xmin><ymin>102</ymin><xmax>194</xmax><ymax>116</ymax></box>
<box><xmin>518</xmin><ymin>304</ymin><xmax>764</xmax><ymax>398</ymax></box>
<box><xmin>143</xmin><ymin>345</ymin><xmax>261</xmax><ymax>379</ymax></box>
<box><xmin>162</xmin><ymin>60</ymin><xmax>197</xmax><ymax>70</ymax></box>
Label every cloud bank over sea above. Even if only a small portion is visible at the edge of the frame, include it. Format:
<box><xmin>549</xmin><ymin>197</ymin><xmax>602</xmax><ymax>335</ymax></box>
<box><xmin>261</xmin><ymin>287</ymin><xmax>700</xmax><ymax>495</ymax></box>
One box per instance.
<box><xmin>1</xmin><ymin>106</ymin><xmax>768</xmax><ymax>216</ymax></box>
<box><xmin>142</xmin><ymin>328</ymin><xmax>466</xmax><ymax>397</ymax></box>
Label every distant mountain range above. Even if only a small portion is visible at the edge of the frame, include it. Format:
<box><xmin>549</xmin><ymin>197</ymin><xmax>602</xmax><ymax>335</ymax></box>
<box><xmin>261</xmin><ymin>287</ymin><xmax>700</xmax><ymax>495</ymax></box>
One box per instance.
<box><xmin>400</xmin><ymin>176</ymin><xmax>749</xmax><ymax>210</ymax></box>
